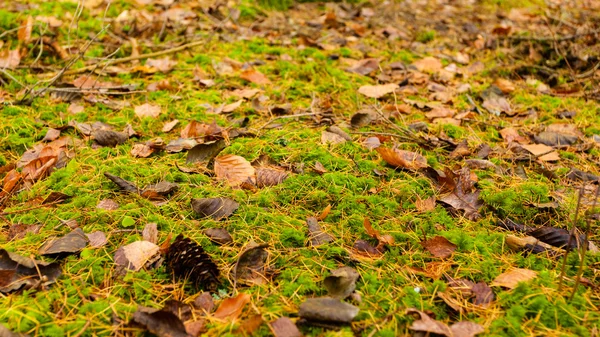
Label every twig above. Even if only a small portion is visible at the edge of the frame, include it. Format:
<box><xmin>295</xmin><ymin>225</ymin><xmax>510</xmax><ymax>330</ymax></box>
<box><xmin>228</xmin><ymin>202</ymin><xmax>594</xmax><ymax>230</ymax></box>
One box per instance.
<box><xmin>72</xmin><ymin>320</ymin><xmax>91</xmax><ymax>337</ymax></box>
<box><xmin>505</xmin><ymin>28</ymin><xmax>600</xmax><ymax>42</ymax></box>
<box><xmin>558</xmin><ymin>186</ymin><xmax>584</xmax><ymax>291</ymax></box>
<box><xmin>570</xmin><ymin>186</ymin><xmax>599</xmax><ymax>300</ymax></box>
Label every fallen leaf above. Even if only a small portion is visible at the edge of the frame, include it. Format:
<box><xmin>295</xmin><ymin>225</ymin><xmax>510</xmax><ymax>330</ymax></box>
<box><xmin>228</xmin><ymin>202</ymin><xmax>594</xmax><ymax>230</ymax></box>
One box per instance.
<box><xmin>521</xmin><ymin>144</ymin><xmax>559</xmax><ymax>161</ymax></box>
<box><xmin>104</xmin><ymin>172</ymin><xmax>139</xmax><ymax>194</ymax></box>
<box><xmin>527</xmin><ymin>226</ymin><xmax>584</xmax><ymax>250</ymax></box>
<box><xmin>471</xmin><ymin>282</ymin><xmax>494</xmax><ymax>306</ymax></box>
<box><xmin>139</xmin><ymin>181</ymin><xmax>179</xmax><ymax>200</ymax></box>
<box><xmin>421</xmin><ymin>236</ymin><xmax>457</xmax><ymax>258</ymax></box>
<box><xmin>499</xmin><ymin>127</ymin><xmax>526</xmax><ymax>144</ymax></box>
<box><xmin>18</xmin><ymin>16</ymin><xmax>33</xmax><ymax>43</ymax></box>
<box><xmin>412</xmin><ymin>57</ymin><xmax>442</xmax><ymax>73</ymax></box>
<box><xmin>346</xmin><ymin>58</ymin><xmax>379</xmax><ymax>76</ymax></box>
<box><xmin>39</xmin><ymin>228</ymin><xmax>88</xmax><ymax>256</ymax></box>
<box><xmin>42</xmin><ymin>128</ymin><xmax>61</xmax><ymax>142</ymax></box>
<box><xmin>534</xmin><ymin>131</ymin><xmax>577</xmax><ymax>147</ymax></box>
<box><xmin>236</xmin><ymin>314</ymin><xmax>264</xmax><ymax>335</ymax></box>
<box><xmin>203</xmin><ymin>228</ymin><xmax>233</xmax><ymax>245</ymax></box>
<box><xmin>0</xmin><ymin>50</ymin><xmax>21</xmax><ymax>69</ymax></box>
<box><xmin>228</xmin><ymin>88</ymin><xmax>261</xmax><ymax>99</ymax></box>
<box><xmin>135</xmin><ymin>103</ymin><xmax>162</xmax><ymax>118</ymax></box>
<box><xmin>240</xmin><ymin>69</ymin><xmax>271</xmax><ymax>85</ymax></box>
<box><xmin>132</xmin><ymin>306</ymin><xmax>190</xmax><ymax>337</ymax></box>
<box><xmin>494</xmin><ymin>78</ymin><xmax>516</xmax><ymax>93</ymax></box>
<box><xmin>214</xmin><ymin>154</ymin><xmax>256</xmax><ymax>187</ymax></box>
<box><xmin>142</xmin><ymin>223</ymin><xmax>158</xmax><ymax>244</ymax></box>
<box><xmin>145</xmin><ymin>57</ymin><xmax>178</xmax><ymax>73</ymax></box>
<box><xmin>86</xmin><ymin>231</ymin><xmax>108</xmax><ymax>248</ymax></box>
<box><xmin>233</xmin><ymin>244</ymin><xmax>269</xmax><ymax>286</ymax></box>
<box><xmin>191</xmin><ymin>197</ymin><xmax>239</xmax><ymax>220</ymax></box>
<box><xmin>214</xmin><ymin>293</ymin><xmax>251</xmax><ymax>320</ymax></box>
<box><xmin>131</xmin><ymin>144</ymin><xmax>155</xmax><ymax>158</ymax></box>
<box><xmin>358</xmin><ymin>83</ymin><xmax>398</xmax><ymax>98</ymax></box>
<box><xmin>324</xmin><ymin>266</ymin><xmax>359</xmax><ymax>299</ymax></box>
<box><xmin>298</xmin><ymin>297</ymin><xmax>359</xmax><ymax>323</ymax></box>
<box><xmin>186</xmin><ymin>140</ymin><xmax>227</xmax><ymax>164</ymax></box>
<box><xmin>316</xmin><ymin>204</ymin><xmax>331</xmax><ymax>220</ymax></box>
<box><xmin>376</xmin><ymin>147</ymin><xmax>428</xmax><ymax>170</ymax></box>
<box><xmin>165</xmin><ymin>235</ymin><xmax>220</xmax><ymax>290</ymax></box>
<box><xmin>93</xmin><ymin>130</ymin><xmax>129</xmax><ymax>147</ymax></box>
<box><xmin>6</xmin><ymin>224</ymin><xmax>41</xmax><ymax>241</ymax></box>
<box><xmin>363</xmin><ymin>137</ymin><xmax>381</xmax><ymax>150</ymax></box>
<box><xmin>407</xmin><ymin>309</ymin><xmax>484</xmax><ymax>337</ymax></box>
<box><xmin>193</xmin><ymin>292</ymin><xmax>215</xmax><ymax>313</ymax></box>
<box><xmin>162</xmin><ymin>120</ymin><xmax>179</xmax><ymax>132</ymax></box>
<box><xmin>114</xmin><ymin>241</ymin><xmax>160</xmax><ymax>272</ymax></box>
<box><xmin>97</xmin><ymin>198</ymin><xmax>119</xmax><ymax>210</ymax></box>
<box><xmin>438</xmin><ymin>167</ymin><xmax>483</xmax><ymax>220</ymax></box>
<box><xmin>221</xmin><ymin>100</ymin><xmax>243</xmax><ymax>113</ymax></box>
<box><xmin>270</xmin><ymin>317</ymin><xmax>301</xmax><ymax>337</ymax></box>
<box><xmin>321</xmin><ymin>131</ymin><xmax>347</xmax><ymax>145</ymax></box>
<box><xmin>326</xmin><ymin>126</ymin><xmax>352</xmax><ymax>141</ymax></box>
<box><xmin>166</xmin><ymin>138</ymin><xmax>199</xmax><ymax>153</ymax></box>
<box><xmin>0</xmin><ymin>249</ymin><xmax>61</xmax><ymax>293</ymax></box>
<box><xmin>481</xmin><ymin>86</ymin><xmax>512</xmax><ymax>116</ymax></box>
<box><xmin>491</xmin><ymin>268</ymin><xmax>537</xmax><ymax>289</ymax></box>
<box><xmin>306</xmin><ymin>217</ymin><xmax>334</xmax><ymax>246</ymax></box>
<box><xmin>416</xmin><ymin>196</ymin><xmax>436</xmax><ymax>212</ymax></box>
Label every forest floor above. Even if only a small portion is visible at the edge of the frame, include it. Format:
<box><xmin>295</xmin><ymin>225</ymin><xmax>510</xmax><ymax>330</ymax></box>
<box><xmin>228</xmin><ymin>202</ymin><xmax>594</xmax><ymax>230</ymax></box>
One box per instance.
<box><xmin>1</xmin><ymin>0</ymin><xmax>600</xmax><ymax>336</ymax></box>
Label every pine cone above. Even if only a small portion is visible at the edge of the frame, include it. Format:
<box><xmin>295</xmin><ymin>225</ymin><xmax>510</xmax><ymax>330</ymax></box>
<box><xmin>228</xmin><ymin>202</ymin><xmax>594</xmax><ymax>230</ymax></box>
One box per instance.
<box><xmin>165</xmin><ymin>235</ymin><xmax>220</xmax><ymax>291</ymax></box>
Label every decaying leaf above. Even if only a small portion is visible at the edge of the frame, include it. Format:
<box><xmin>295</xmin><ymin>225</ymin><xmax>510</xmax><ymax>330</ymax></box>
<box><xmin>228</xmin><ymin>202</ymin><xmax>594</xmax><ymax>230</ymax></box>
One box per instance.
<box><xmin>135</xmin><ymin>103</ymin><xmax>162</xmax><ymax>118</ymax></box>
<box><xmin>203</xmin><ymin>228</ymin><xmax>233</xmax><ymax>245</ymax></box>
<box><xmin>240</xmin><ymin>69</ymin><xmax>271</xmax><ymax>85</ymax></box>
<box><xmin>214</xmin><ymin>293</ymin><xmax>251</xmax><ymax>321</ymax></box>
<box><xmin>438</xmin><ymin>167</ymin><xmax>483</xmax><ymax>220</ymax></box>
<box><xmin>140</xmin><ymin>181</ymin><xmax>179</xmax><ymax>200</ymax></box>
<box><xmin>39</xmin><ymin>228</ymin><xmax>88</xmax><ymax>256</ymax></box>
<box><xmin>86</xmin><ymin>231</ymin><xmax>108</xmax><ymax>248</ymax></box>
<box><xmin>306</xmin><ymin>217</ymin><xmax>334</xmax><ymax>246</ymax></box>
<box><xmin>97</xmin><ymin>198</ymin><xmax>119</xmax><ymax>210</ymax></box>
<box><xmin>491</xmin><ymin>268</ymin><xmax>537</xmax><ymax>289</ymax></box>
<box><xmin>358</xmin><ymin>83</ymin><xmax>398</xmax><ymax>99</ymax></box>
<box><xmin>142</xmin><ymin>223</ymin><xmax>158</xmax><ymax>244</ymax></box>
<box><xmin>0</xmin><ymin>50</ymin><xmax>21</xmax><ymax>69</ymax></box>
<box><xmin>191</xmin><ymin>197</ymin><xmax>239</xmax><ymax>220</ymax></box>
<box><xmin>421</xmin><ymin>236</ymin><xmax>457</xmax><ymax>258</ymax></box>
<box><xmin>114</xmin><ymin>241</ymin><xmax>160</xmax><ymax>272</ymax></box>
<box><xmin>7</xmin><ymin>223</ymin><xmax>42</xmax><ymax>241</ymax></box>
<box><xmin>0</xmin><ymin>249</ymin><xmax>62</xmax><ymax>293</ymax></box>
<box><xmin>480</xmin><ymin>86</ymin><xmax>512</xmax><ymax>116</ymax></box>
<box><xmin>324</xmin><ymin>267</ymin><xmax>359</xmax><ymax>300</ymax></box>
<box><xmin>145</xmin><ymin>57</ymin><xmax>178</xmax><ymax>73</ymax></box>
<box><xmin>270</xmin><ymin>317</ymin><xmax>301</xmax><ymax>337</ymax></box>
<box><xmin>321</xmin><ymin>131</ymin><xmax>347</xmax><ymax>145</ymax></box>
<box><xmin>214</xmin><ymin>155</ymin><xmax>255</xmax><ymax>187</ymax></box>
<box><xmin>298</xmin><ymin>297</ymin><xmax>359</xmax><ymax>323</ymax></box>
<box><xmin>376</xmin><ymin>147</ymin><xmax>428</xmax><ymax>170</ymax></box>
<box><xmin>165</xmin><ymin>235</ymin><xmax>220</xmax><ymax>290</ymax></box>
<box><xmin>412</xmin><ymin>57</ymin><xmax>442</xmax><ymax>73</ymax></box>
<box><xmin>162</xmin><ymin>120</ymin><xmax>179</xmax><ymax>132</ymax></box>
<box><xmin>415</xmin><ymin>196</ymin><xmax>436</xmax><ymax>212</ymax></box>
<box><xmin>93</xmin><ymin>130</ymin><xmax>129</xmax><ymax>147</ymax></box>
<box><xmin>407</xmin><ymin>308</ymin><xmax>484</xmax><ymax>337</ymax></box>
<box><xmin>132</xmin><ymin>306</ymin><xmax>190</xmax><ymax>337</ymax></box>
<box><xmin>346</xmin><ymin>58</ymin><xmax>379</xmax><ymax>76</ymax></box>
<box><xmin>233</xmin><ymin>244</ymin><xmax>269</xmax><ymax>286</ymax></box>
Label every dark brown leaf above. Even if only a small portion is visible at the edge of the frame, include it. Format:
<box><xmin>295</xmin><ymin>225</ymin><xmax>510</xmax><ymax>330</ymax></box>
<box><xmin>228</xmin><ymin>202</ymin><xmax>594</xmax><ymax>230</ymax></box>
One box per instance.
<box><xmin>7</xmin><ymin>224</ymin><xmax>41</xmax><ymax>241</ymax></box>
<box><xmin>420</xmin><ymin>236</ymin><xmax>457</xmax><ymax>258</ymax></box>
<box><xmin>527</xmin><ymin>226</ymin><xmax>585</xmax><ymax>249</ymax></box>
<box><xmin>140</xmin><ymin>181</ymin><xmax>179</xmax><ymax>200</ymax></box>
<box><xmin>186</xmin><ymin>140</ymin><xmax>227</xmax><ymax>164</ymax></box>
<box><xmin>438</xmin><ymin>167</ymin><xmax>483</xmax><ymax>220</ymax></box>
<box><xmin>41</xmin><ymin>191</ymin><xmax>71</xmax><ymax>205</ymax></box>
<box><xmin>104</xmin><ymin>172</ymin><xmax>139</xmax><ymax>194</ymax></box>
<box><xmin>298</xmin><ymin>297</ymin><xmax>359</xmax><ymax>323</ymax></box>
<box><xmin>203</xmin><ymin>228</ymin><xmax>233</xmax><ymax>245</ymax></box>
<box><xmin>39</xmin><ymin>228</ymin><xmax>88</xmax><ymax>256</ymax></box>
<box><xmin>324</xmin><ymin>267</ymin><xmax>359</xmax><ymax>300</ymax></box>
<box><xmin>0</xmin><ymin>249</ymin><xmax>61</xmax><ymax>293</ymax></box>
<box><xmin>233</xmin><ymin>244</ymin><xmax>269</xmax><ymax>286</ymax></box>
<box><xmin>270</xmin><ymin>317</ymin><xmax>301</xmax><ymax>337</ymax></box>
<box><xmin>306</xmin><ymin>217</ymin><xmax>334</xmax><ymax>246</ymax></box>
<box><xmin>191</xmin><ymin>197</ymin><xmax>239</xmax><ymax>220</ymax></box>
<box><xmin>350</xmin><ymin>111</ymin><xmax>375</xmax><ymax>128</ymax></box>
<box><xmin>132</xmin><ymin>306</ymin><xmax>190</xmax><ymax>337</ymax></box>
<box><xmin>534</xmin><ymin>131</ymin><xmax>577</xmax><ymax>147</ymax></box>
<box><xmin>92</xmin><ymin>130</ymin><xmax>129</xmax><ymax>147</ymax></box>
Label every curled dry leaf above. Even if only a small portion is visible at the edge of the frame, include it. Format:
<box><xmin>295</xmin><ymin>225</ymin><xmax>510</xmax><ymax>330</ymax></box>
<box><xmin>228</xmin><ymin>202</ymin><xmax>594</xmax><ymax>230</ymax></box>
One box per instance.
<box><xmin>203</xmin><ymin>228</ymin><xmax>233</xmax><ymax>245</ymax></box>
<box><xmin>376</xmin><ymin>147</ymin><xmax>428</xmax><ymax>170</ymax></box>
<box><xmin>191</xmin><ymin>197</ymin><xmax>239</xmax><ymax>220</ymax></box>
<box><xmin>298</xmin><ymin>297</ymin><xmax>359</xmax><ymax>323</ymax></box>
<box><xmin>324</xmin><ymin>266</ymin><xmax>359</xmax><ymax>300</ymax></box>
<box><xmin>421</xmin><ymin>236</ymin><xmax>457</xmax><ymax>258</ymax></box>
<box><xmin>270</xmin><ymin>317</ymin><xmax>301</xmax><ymax>337</ymax></box>
<box><xmin>415</xmin><ymin>196</ymin><xmax>436</xmax><ymax>212</ymax></box>
<box><xmin>132</xmin><ymin>306</ymin><xmax>190</xmax><ymax>337</ymax></box>
<box><xmin>214</xmin><ymin>154</ymin><xmax>256</xmax><ymax>187</ymax></box>
<box><xmin>491</xmin><ymin>268</ymin><xmax>537</xmax><ymax>289</ymax></box>
<box><xmin>97</xmin><ymin>198</ymin><xmax>119</xmax><ymax>210</ymax></box>
<box><xmin>214</xmin><ymin>293</ymin><xmax>251</xmax><ymax>321</ymax></box>
<box><xmin>306</xmin><ymin>217</ymin><xmax>334</xmax><ymax>246</ymax></box>
<box><xmin>114</xmin><ymin>241</ymin><xmax>160</xmax><ymax>272</ymax></box>
<box><xmin>240</xmin><ymin>69</ymin><xmax>271</xmax><ymax>85</ymax></box>
<box><xmin>0</xmin><ymin>249</ymin><xmax>62</xmax><ymax>293</ymax></box>
<box><xmin>39</xmin><ymin>228</ymin><xmax>88</xmax><ymax>257</ymax></box>
<box><xmin>135</xmin><ymin>103</ymin><xmax>162</xmax><ymax>118</ymax></box>
<box><xmin>233</xmin><ymin>244</ymin><xmax>269</xmax><ymax>286</ymax></box>
<box><xmin>358</xmin><ymin>83</ymin><xmax>398</xmax><ymax>99</ymax></box>
<box><xmin>142</xmin><ymin>223</ymin><xmax>158</xmax><ymax>244</ymax></box>
<box><xmin>93</xmin><ymin>130</ymin><xmax>129</xmax><ymax>147</ymax></box>
<box><xmin>407</xmin><ymin>308</ymin><xmax>484</xmax><ymax>337</ymax></box>
<box><xmin>86</xmin><ymin>231</ymin><xmax>108</xmax><ymax>248</ymax></box>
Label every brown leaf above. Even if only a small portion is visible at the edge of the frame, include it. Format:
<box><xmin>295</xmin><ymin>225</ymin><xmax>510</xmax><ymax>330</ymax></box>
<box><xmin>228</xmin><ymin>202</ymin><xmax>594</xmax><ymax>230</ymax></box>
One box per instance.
<box><xmin>18</xmin><ymin>16</ymin><xmax>33</xmax><ymax>43</ymax></box>
<box><xmin>114</xmin><ymin>241</ymin><xmax>160</xmax><ymax>271</ymax></box>
<box><xmin>97</xmin><ymin>198</ymin><xmax>119</xmax><ymax>210</ymax></box>
<box><xmin>203</xmin><ymin>228</ymin><xmax>233</xmax><ymax>245</ymax></box>
<box><xmin>145</xmin><ymin>57</ymin><xmax>177</xmax><ymax>73</ymax></box>
<box><xmin>494</xmin><ymin>78</ymin><xmax>516</xmax><ymax>93</ymax></box>
<box><xmin>438</xmin><ymin>167</ymin><xmax>483</xmax><ymax>220</ymax></box>
<box><xmin>240</xmin><ymin>69</ymin><xmax>271</xmax><ymax>85</ymax></box>
<box><xmin>0</xmin><ymin>50</ymin><xmax>21</xmax><ymax>69</ymax></box>
<box><xmin>314</xmin><ymin>161</ymin><xmax>328</xmax><ymax>174</ymax></box>
<box><xmin>481</xmin><ymin>86</ymin><xmax>512</xmax><ymax>115</ymax></box>
<box><xmin>416</xmin><ymin>196</ymin><xmax>436</xmax><ymax>212</ymax></box>
<box><xmin>0</xmin><ymin>170</ymin><xmax>22</xmax><ymax>199</ymax></box>
<box><xmin>306</xmin><ymin>217</ymin><xmax>334</xmax><ymax>247</ymax></box>
<box><xmin>191</xmin><ymin>197</ymin><xmax>239</xmax><ymax>220</ymax></box>
<box><xmin>471</xmin><ymin>282</ymin><xmax>494</xmax><ymax>306</ymax></box>
<box><xmin>214</xmin><ymin>154</ymin><xmax>255</xmax><ymax>187</ymax></box>
<box><xmin>42</xmin><ymin>128</ymin><xmax>61</xmax><ymax>142</ymax></box>
<box><xmin>316</xmin><ymin>204</ymin><xmax>332</xmax><ymax>221</ymax></box>
<box><xmin>135</xmin><ymin>103</ymin><xmax>162</xmax><ymax>118</ymax></box>
<box><xmin>39</xmin><ymin>228</ymin><xmax>88</xmax><ymax>256</ymax></box>
<box><xmin>407</xmin><ymin>308</ymin><xmax>484</xmax><ymax>337</ymax></box>
<box><xmin>41</xmin><ymin>191</ymin><xmax>71</xmax><ymax>205</ymax></box>
<box><xmin>233</xmin><ymin>244</ymin><xmax>269</xmax><ymax>286</ymax></box>
<box><xmin>186</xmin><ymin>140</ymin><xmax>227</xmax><ymax>164</ymax></box>
<box><xmin>357</xmin><ymin>83</ymin><xmax>398</xmax><ymax>98</ymax></box>
<box><xmin>86</xmin><ymin>231</ymin><xmax>108</xmax><ymax>248</ymax></box>
<box><xmin>7</xmin><ymin>223</ymin><xmax>41</xmax><ymax>241</ymax></box>
<box><xmin>256</xmin><ymin>167</ymin><xmax>288</xmax><ymax>188</ymax></box>
<box><xmin>321</xmin><ymin>131</ymin><xmax>347</xmax><ymax>145</ymax></box>
<box><xmin>193</xmin><ymin>292</ymin><xmax>215</xmax><ymax>314</ymax></box>
<box><xmin>104</xmin><ymin>172</ymin><xmax>139</xmax><ymax>194</ymax></box>
<box><xmin>214</xmin><ymin>293</ymin><xmax>251</xmax><ymax>320</ymax></box>
<box><xmin>228</xmin><ymin>88</ymin><xmax>261</xmax><ymax>99</ymax></box>
<box><xmin>140</xmin><ymin>181</ymin><xmax>179</xmax><ymax>200</ymax></box>
<box><xmin>131</xmin><ymin>144</ymin><xmax>155</xmax><ymax>158</ymax></box>
<box><xmin>270</xmin><ymin>317</ymin><xmax>301</xmax><ymax>337</ymax></box>
<box><xmin>162</xmin><ymin>120</ymin><xmax>179</xmax><ymax>133</ymax></box>
<box><xmin>346</xmin><ymin>58</ymin><xmax>379</xmax><ymax>76</ymax></box>
<box><xmin>499</xmin><ymin>127</ymin><xmax>526</xmax><ymax>144</ymax></box>
<box><xmin>142</xmin><ymin>223</ymin><xmax>158</xmax><ymax>244</ymax></box>
<box><xmin>132</xmin><ymin>306</ymin><xmax>190</xmax><ymax>337</ymax></box>
<box><xmin>93</xmin><ymin>130</ymin><xmax>129</xmax><ymax>147</ymax></box>
<box><xmin>376</xmin><ymin>147</ymin><xmax>428</xmax><ymax>170</ymax></box>
<box><xmin>221</xmin><ymin>100</ymin><xmax>243</xmax><ymax>113</ymax></box>
<box><xmin>491</xmin><ymin>268</ymin><xmax>537</xmax><ymax>289</ymax></box>
<box><xmin>298</xmin><ymin>297</ymin><xmax>359</xmax><ymax>323</ymax></box>
<box><xmin>421</xmin><ymin>236</ymin><xmax>456</xmax><ymax>258</ymax></box>
<box><xmin>324</xmin><ymin>266</ymin><xmax>359</xmax><ymax>300</ymax></box>
<box><xmin>236</xmin><ymin>314</ymin><xmax>264</xmax><ymax>335</ymax></box>
<box><xmin>180</xmin><ymin>121</ymin><xmax>222</xmax><ymax>139</ymax></box>
<box><xmin>0</xmin><ymin>249</ymin><xmax>62</xmax><ymax>293</ymax></box>
<box><xmin>412</xmin><ymin>57</ymin><xmax>442</xmax><ymax>73</ymax></box>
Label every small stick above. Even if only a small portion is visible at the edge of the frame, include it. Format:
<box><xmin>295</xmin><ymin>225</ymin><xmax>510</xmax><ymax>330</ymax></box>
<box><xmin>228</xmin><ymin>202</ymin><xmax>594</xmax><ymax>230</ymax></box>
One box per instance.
<box><xmin>558</xmin><ymin>186</ymin><xmax>584</xmax><ymax>291</ymax></box>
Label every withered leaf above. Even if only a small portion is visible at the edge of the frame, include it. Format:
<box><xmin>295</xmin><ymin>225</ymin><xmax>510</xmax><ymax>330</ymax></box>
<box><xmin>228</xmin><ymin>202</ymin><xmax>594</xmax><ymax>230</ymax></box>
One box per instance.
<box><xmin>527</xmin><ymin>226</ymin><xmax>584</xmax><ymax>249</ymax></box>
<box><xmin>306</xmin><ymin>217</ymin><xmax>334</xmax><ymax>246</ymax></box>
<box><xmin>39</xmin><ymin>228</ymin><xmax>88</xmax><ymax>256</ymax></box>
<box><xmin>346</xmin><ymin>58</ymin><xmax>379</xmax><ymax>76</ymax></box>
<box><xmin>415</xmin><ymin>196</ymin><xmax>436</xmax><ymax>212</ymax></box>
<box><xmin>162</xmin><ymin>119</ymin><xmax>179</xmax><ymax>133</ymax></box>
<box><xmin>324</xmin><ymin>266</ymin><xmax>359</xmax><ymax>300</ymax></box>
<box><xmin>193</xmin><ymin>292</ymin><xmax>215</xmax><ymax>314</ymax></box>
<box><xmin>166</xmin><ymin>138</ymin><xmax>199</xmax><ymax>153</ymax></box>
<box><xmin>142</xmin><ymin>223</ymin><xmax>158</xmax><ymax>244</ymax></box>
<box><xmin>376</xmin><ymin>147</ymin><xmax>428</xmax><ymax>170</ymax></box>
<box><xmin>298</xmin><ymin>297</ymin><xmax>359</xmax><ymax>323</ymax></box>
<box><xmin>135</xmin><ymin>103</ymin><xmax>162</xmax><ymax>118</ymax></box>
<box><xmin>131</xmin><ymin>143</ymin><xmax>155</xmax><ymax>158</ymax></box>
<box><xmin>491</xmin><ymin>268</ymin><xmax>537</xmax><ymax>289</ymax></box>
<box><xmin>186</xmin><ymin>140</ymin><xmax>227</xmax><ymax>164</ymax></box>
<box><xmin>233</xmin><ymin>244</ymin><xmax>269</xmax><ymax>286</ymax></box>
<box><xmin>41</xmin><ymin>191</ymin><xmax>71</xmax><ymax>205</ymax></box>
<box><xmin>358</xmin><ymin>83</ymin><xmax>398</xmax><ymax>99</ymax></box>
<box><xmin>350</xmin><ymin>111</ymin><xmax>375</xmax><ymax>128</ymax></box>
<box><xmin>104</xmin><ymin>172</ymin><xmax>139</xmax><ymax>194</ymax></box>
<box><xmin>255</xmin><ymin>167</ymin><xmax>288</xmax><ymax>188</ymax></box>
<box><xmin>314</xmin><ymin>161</ymin><xmax>328</xmax><ymax>174</ymax></box>
<box><xmin>93</xmin><ymin>130</ymin><xmax>129</xmax><ymax>147</ymax></box>
<box><xmin>43</xmin><ymin>128</ymin><xmax>61</xmax><ymax>142</ymax></box>
<box><xmin>421</xmin><ymin>236</ymin><xmax>457</xmax><ymax>258</ymax></box>
<box><xmin>97</xmin><ymin>198</ymin><xmax>119</xmax><ymax>210</ymax></box>
<box><xmin>0</xmin><ymin>50</ymin><xmax>21</xmax><ymax>69</ymax></box>
<box><xmin>132</xmin><ymin>306</ymin><xmax>190</xmax><ymax>337</ymax></box>
<box><xmin>203</xmin><ymin>228</ymin><xmax>233</xmax><ymax>245</ymax></box>
<box><xmin>191</xmin><ymin>197</ymin><xmax>239</xmax><ymax>220</ymax></box>
<box><xmin>214</xmin><ymin>293</ymin><xmax>251</xmax><ymax>320</ymax></box>
<box><xmin>321</xmin><ymin>131</ymin><xmax>347</xmax><ymax>145</ymax></box>
<box><xmin>240</xmin><ymin>69</ymin><xmax>271</xmax><ymax>85</ymax></box>
<box><xmin>214</xmin><ymin>154</ymin><xmax>256</xmax><ymax>187</ymax></box>
<box><xmin>407</xmin><ymin>308</ymin><xmax>484</xmax><ymax>337</ymax></box>
<box><xmin>0</xmin><ymin>249</ymin><xmax>62</xmax><ymax>293</ymax></box>
<box><xmin>140</xmin><ymin>181</ymin><xmax>179</xmax><ymax>200</ymax></box>
<box><xmin>270</xmin><ymin>317</ymin><xmax>301</xmax><ymax>337</ymax></box>
<box><xmin>480</xmin><ymin>86</ymin><xmax>511</xmax><ymax>116</ymax></box>
<box><xmin>534</xmin><ymin>131</ymin><xmax>577</xmax><ymax>147</ymax></box>
<box><xmin>236</xmin><ymin>315</ymin><xmax>264</xmax><ymax>336</ymax></box>
<box><xmin>114</xmin><ymin>241</ymin><xmax>160</xmax><ymax>271</ymax></box>
<box><xmin>412</xmin><ymin>57</ymin><xmax>442</xmax><ymax>73</ymax></box>
<box><xmin>86</xmin><ymin>231</ymin><xmax>108</xmax><ymax>248</ymax></box>
<box><xmin>326</xmin><ymin>126</ymin><xmax>352</xmax><ymax>141</ymax></box>
<box><xmin>7</xmin><ymin>224</ymin><xmax>41</xmax><ymax>241</ymax></box>
<box><xmin>438</xmin><ymin>167</ymin><xmax>483</xmax><ymax>220</ymax></box>
<box><xmin>471</xmin><ymin>282</ymin><xmax>494</xmax><ymax>306</ymax></box>
<box><xmin>145</xmin><ymin>57</ymin><xmax>177</xmax><ymax>73</ymax></box>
